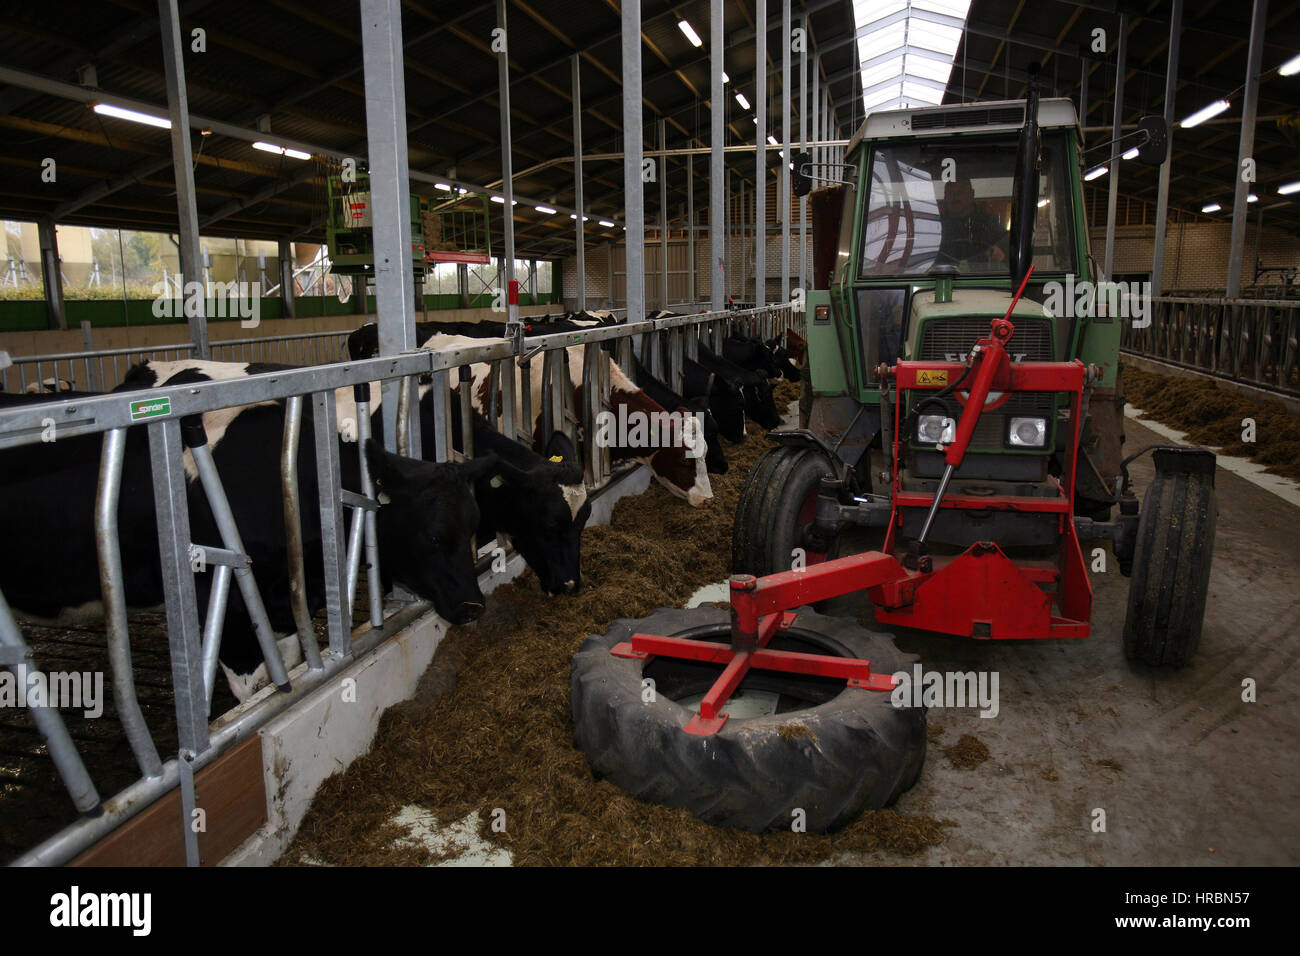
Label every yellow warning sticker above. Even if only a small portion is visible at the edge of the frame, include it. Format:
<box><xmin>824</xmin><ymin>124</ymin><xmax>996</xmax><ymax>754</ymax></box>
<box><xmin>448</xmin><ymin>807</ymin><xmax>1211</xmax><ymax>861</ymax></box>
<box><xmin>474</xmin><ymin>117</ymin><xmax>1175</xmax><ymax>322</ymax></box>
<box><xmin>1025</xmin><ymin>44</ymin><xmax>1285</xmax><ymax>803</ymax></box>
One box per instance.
<box><xmin>916</xmin><ymin>369</ymin><xmax>948</xmax><ymax>386</ymax></box>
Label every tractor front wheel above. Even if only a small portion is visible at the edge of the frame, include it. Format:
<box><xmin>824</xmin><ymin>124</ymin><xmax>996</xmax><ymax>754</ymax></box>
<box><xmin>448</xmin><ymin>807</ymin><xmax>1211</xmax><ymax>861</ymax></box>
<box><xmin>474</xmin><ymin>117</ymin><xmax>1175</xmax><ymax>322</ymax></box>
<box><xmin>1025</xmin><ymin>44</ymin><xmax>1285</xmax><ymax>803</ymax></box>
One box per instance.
<box><xmin>1122</xmin><ymin>449</ymin><xmax>1217</xmax><ymax>667</ymax></box>
<box><xmin>570</xmin><ymin>607</ymin><xmax>927</xmax><ymax>833</ymax></box>
<box><xmin>732</xmin><ymin>445</ymin><xmax>836</xmax><ymax>577</ymax></box>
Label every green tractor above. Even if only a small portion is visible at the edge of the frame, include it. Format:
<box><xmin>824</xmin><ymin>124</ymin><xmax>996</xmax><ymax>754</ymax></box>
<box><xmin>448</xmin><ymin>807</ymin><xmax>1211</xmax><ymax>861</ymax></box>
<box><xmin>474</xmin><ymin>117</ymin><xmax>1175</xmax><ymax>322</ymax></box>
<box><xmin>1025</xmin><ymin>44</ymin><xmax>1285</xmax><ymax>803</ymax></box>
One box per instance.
<box><xmin>734</xmin><ymin>86</ymin><xmax>1216</xmax><ymax>668</ymax></box>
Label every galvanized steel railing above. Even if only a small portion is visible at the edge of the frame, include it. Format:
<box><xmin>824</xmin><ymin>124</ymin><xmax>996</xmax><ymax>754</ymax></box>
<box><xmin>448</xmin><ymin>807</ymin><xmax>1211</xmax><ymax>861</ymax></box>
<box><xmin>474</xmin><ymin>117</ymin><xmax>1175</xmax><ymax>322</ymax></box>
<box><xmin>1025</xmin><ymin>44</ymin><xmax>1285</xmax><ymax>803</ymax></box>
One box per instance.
<box><xmin>1121</xmin><ymin>296</ymin><xmax>1300</xmax><ymax>397</ymax></box>
<box><xmin>0</xmin><ymin>303</ymin><xmax>797</xmax><ymax>866</ymax></box>
<box><xmin>0</xmin><ymin>328</ymin><xmax>353</xmax><ymax>395</ymax></box>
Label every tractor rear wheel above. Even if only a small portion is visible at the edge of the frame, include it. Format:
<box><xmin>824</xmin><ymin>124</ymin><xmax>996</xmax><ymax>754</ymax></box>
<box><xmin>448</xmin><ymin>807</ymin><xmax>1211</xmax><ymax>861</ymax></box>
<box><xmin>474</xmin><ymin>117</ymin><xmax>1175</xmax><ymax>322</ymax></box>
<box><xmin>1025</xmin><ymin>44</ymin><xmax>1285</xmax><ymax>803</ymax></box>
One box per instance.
<box><xmin>732</xmin><ymin>445</ymin><xmax>836</xmax><ymax>577</ymax></box>
<box><xmin>570</xmin><ymin>607</ymin><xmax>927</xmax><ymax>833</ymax></box>
<box><xmin>1122</xmin><ymin>449</ymin><xmax>1217</xmax><ymax>667</ymax></box>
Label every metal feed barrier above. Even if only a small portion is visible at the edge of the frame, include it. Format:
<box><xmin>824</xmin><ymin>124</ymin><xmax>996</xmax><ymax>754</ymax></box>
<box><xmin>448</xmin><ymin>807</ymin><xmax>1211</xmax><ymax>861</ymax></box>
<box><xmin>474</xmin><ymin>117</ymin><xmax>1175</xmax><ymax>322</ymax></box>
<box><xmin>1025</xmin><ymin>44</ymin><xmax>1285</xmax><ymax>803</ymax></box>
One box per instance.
<box><xmin>0</xmin><ymin>304</ymin><xmax>797</xmax><ymax>866</ymax></box>
<box><xmin>1121</xmin><ymin>296</ymin><xmax>1300</xmax><ymax>398</ymax></box>
<box><xmin>0</xmin><ymin>328</ymin><xmax>353</xmax><ymax>395</ymax></box>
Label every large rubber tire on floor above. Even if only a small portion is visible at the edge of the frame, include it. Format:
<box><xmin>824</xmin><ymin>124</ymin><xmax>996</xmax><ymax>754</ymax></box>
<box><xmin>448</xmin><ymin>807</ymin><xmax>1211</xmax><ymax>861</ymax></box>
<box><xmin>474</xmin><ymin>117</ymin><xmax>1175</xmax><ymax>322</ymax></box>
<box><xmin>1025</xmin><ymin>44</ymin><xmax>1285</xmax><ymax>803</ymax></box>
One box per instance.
<box><xmin>732</xmin><ymin>445</ymin><xmax>836</xmax><ymax>577</ymax></box>
<box><xmin>571</xmin><ymin>607</ymin><xmax>927</xmax><ymax>833</ymax></box>
<box><xmin>1122</xmin><ymin>448</ymin><xmax>1217</xmax><ymax>667</ymax></box>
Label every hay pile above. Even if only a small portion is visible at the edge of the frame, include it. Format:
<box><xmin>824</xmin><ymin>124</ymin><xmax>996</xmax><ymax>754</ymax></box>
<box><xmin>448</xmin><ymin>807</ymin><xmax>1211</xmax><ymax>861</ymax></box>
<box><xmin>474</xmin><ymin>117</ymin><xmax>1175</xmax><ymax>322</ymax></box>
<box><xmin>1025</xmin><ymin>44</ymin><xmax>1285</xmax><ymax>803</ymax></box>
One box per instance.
<box><xmin>1125</xmin><ymin>367</ymin><xmax>1300</xmax><ymax>481</ymax></box>
<box><xmin>282</xmin><ymin>381</ymin><xmax>952</xmax><ymax>866</ymax></box>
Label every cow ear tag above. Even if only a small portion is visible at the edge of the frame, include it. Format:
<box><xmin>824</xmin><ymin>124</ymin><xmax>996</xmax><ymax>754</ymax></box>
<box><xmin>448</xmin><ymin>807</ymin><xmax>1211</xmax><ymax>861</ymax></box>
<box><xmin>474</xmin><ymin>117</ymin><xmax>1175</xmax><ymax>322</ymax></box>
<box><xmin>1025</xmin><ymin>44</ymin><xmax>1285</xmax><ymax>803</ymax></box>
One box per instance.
<box><xmin>377</xmin><ymin>491</ymin><xmax>391</xmax><ymax>505</ymax></box>
<box><xmin>489</xmin><ymin>475</ymin><xmax>505</xmax><ymax>488</ymax></box>
<box><xmin>548</xmin><ymin>455</ymin><xmax>563</xmax><ymax>463</ymax></box>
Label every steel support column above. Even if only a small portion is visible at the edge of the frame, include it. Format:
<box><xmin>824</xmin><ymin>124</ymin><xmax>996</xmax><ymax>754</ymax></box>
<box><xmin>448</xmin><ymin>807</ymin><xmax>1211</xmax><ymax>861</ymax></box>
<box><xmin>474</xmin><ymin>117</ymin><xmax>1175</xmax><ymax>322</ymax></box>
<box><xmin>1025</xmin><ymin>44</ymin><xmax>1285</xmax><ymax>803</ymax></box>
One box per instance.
<box><xmin>497</xmin><ymin>0</ymin><xmax>518</xmax><ymax>334</ymax></box>
<box><xmin>659</xmin><ymin>119</ymin><xmax>669</xmax><ymax>310</ymax></box>
<box><xmin>710</xmin><ymin>0</ymin><xmax>725</xmax><ymax>312</ymax></box>
<box><xmin>623</xmin><ymin>0</ymin><xmax>646</xmax><ymax>325</ymax></box>
<box><xmin>1150</xmin><ymin>1</ymin><xmax>1181</xmax><ymax>296</ymax></box>
<box><xmin>687</xmin><ymin>149</ymin><xmax>695</xmax><ymax>304</ymax></box>
<box><xmin>800</xmin><ymin>21</ymin><xmax>807</xmax><ymax>297</ymax></box>
<box><xmin>755</xmin><ymin>0</ymin><xmax>766</xmax><ymax>309</ymax></box>
<box><xmin>572</xmin><ymin>54</ymin><xmax>586</xmax><ymax>312</ymax></box>
<box><xmin>1102</xmin><ymin>13</ymin><xmax>1126</xmax><ymax>281</ymax></box>
<box><xmin>781</xmin><ymin>0</ymin><xmax>791</xmax><ymax>305</ymax></box>
<box><xmin>361</xmin><ymin>0</ymin><xmax>420</xmax><ymax>455</ymax></box>
<box><xmin>157</xmin><ymin>0</ymin><xmax>208</xmax><ymax>359</ymax></box>
<box><xmin>1226</xmin><ymin>0</ymin><xmax>1268</xmax><ymax>298</ymax></box>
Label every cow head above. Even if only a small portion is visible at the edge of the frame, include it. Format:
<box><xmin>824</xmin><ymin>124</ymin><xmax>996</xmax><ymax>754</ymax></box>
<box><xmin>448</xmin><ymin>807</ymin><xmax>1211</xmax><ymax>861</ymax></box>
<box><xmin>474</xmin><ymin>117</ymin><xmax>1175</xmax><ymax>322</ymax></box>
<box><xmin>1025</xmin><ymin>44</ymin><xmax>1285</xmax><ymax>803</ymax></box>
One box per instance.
<box><xmin>487</xmin><ymin>431</ymin><xmax>591</xmax><ymax>594</ymax></box>
<box><xmin>365</xmin><ymin>439</ymin><xmax>496</xmax><ymax>625</ymax></box>
<box><xmin>744</xmin><ymin>379</ymin><xmax>782</xmax><ymax>430</ymax></box>
<box><xmin>706</xmin><ymin>376</ymin><xmax>748</xmax><ymax>443</ymax></box>
<box><xmin>647</xmin><ymin>418</ymin><xmax>714</xmax><ymax>507</ymax></box>
<box><xmin>683</xmin><ymin>395</ymin><xmax>728</xmax><ymax>474</ymax></box>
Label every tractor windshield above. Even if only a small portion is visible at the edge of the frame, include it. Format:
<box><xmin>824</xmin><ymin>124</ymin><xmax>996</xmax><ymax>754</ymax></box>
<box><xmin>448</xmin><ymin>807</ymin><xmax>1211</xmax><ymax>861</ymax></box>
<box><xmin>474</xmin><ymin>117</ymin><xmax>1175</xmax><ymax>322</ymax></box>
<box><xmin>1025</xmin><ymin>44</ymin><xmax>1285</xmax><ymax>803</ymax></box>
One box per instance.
<box><xmin>859</xmin><ymin>132</ymin><xmax>1075</xmax><ymax>279</ymax></box>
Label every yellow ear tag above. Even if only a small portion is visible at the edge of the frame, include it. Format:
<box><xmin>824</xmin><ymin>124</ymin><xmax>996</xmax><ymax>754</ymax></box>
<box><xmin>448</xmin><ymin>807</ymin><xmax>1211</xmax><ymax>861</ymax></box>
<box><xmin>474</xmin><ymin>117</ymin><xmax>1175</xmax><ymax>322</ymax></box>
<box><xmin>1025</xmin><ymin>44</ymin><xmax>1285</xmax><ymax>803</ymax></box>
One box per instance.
<box><xmin>548</xmin><ymin>455</ymin><xmax>563</xmax><ymax>463</ymax></box>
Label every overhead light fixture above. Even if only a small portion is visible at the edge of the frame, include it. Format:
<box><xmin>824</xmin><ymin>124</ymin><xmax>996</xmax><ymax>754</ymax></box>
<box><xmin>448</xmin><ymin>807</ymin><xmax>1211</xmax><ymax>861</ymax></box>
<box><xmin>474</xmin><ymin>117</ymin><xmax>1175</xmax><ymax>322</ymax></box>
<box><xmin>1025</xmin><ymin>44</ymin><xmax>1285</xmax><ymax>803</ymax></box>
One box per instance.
<box><xmin>569</xmin><ymin>214</ymin><xmax>590</xmax><ymax>220</ymax></box>
<box><xmin>1201</xmin><ymin>202</ymin><xmax>1222</xmax><ymax>213</ymax></box>
<box><xmin>1248</xmin><ymin>193</ymin><xmax>1259</xmax><ymax>203</ymax></box>
<box><xmin>735</xmin><ymin>92</ymin><xmax>750</xmax><ymax>110</ymax></box>
<box><xmin>491</xmin><ymin>195</ymin><xmax>504</xmax><ymax>203</ymax></box>
<box><xmin>535</xmin><ymin>205</ymin><xmax>556</xmax><ymax>214</ymax></box>
<box><xmin>1279</xmin><ymin>180</ymin><xmax>1300</xmax><ymax>195</ymax></box>
<box><xmin>599</xmin><ymin>220</ymin><xmax>615</xmax><ymax>227</ymax></box>
<box><xmin>677</xmin><ymin>19</ymin><xmax>703</xmax><ymax>48</ymax></box>
<box><xmin>721</xmin><ymin>71</ymin><xmax>730</xmax><ymax>84</ymax></box>
<box><xmin>1037</xmin><ymin>198</ymin><xmax>1050</xmax><ymax>207</ymax></box>
<box><xmin>434</xmin><ymin>182</ymin><xmax>452</xmax><ymax>191</ymax></box>
<box><xmin>253</xmin><ymin>141</ymin><xmax>310</xmax><ymax>160</ymax></box>
<box><xmin>767</xmin><ymin>135</ymin><xmax>779</xmax><ymax>146</ymax></box>
<box><xmin>1122</xmin><ymin>147</ymin><xmax>1140</xmax><ymax>160</ymax></box>
<box><xmin>93</xmin><ymin>102</ymin><xmax>171</xmax><ymax>129</ymax></box>
<box><xmin>1279</xmin><ymin>53</ymin><xmax>1300</xmax><ymax>76</ymax></box>
<box><xmin>1179</xmin><ymin>99</ymin><xmax>1231</xmax><ymax>128</ymax></box>
<box><xmin>1084</xmin><ymin>166</ymin><xmax>1108</xmax><ymax>181</ymax></box>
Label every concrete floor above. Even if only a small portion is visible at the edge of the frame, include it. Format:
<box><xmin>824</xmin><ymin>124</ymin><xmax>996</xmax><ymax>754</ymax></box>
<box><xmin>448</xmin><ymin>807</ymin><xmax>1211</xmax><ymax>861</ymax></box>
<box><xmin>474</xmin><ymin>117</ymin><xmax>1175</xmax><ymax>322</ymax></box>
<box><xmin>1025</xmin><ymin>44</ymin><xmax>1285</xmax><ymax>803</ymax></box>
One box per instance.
<box><xmin>835</xmin><ymin>417</ymin><xmax>1300</xmax><ymax>866</ymax></box>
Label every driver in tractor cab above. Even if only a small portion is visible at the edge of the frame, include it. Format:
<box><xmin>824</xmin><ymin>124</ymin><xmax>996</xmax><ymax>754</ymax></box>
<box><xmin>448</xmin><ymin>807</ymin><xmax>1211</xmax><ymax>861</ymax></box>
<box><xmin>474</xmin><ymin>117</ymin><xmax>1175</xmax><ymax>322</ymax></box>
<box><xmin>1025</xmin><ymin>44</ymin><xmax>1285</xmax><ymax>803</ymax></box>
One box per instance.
<box><xmin>938</xmin><ymin>177</ymin><xmax>1008</xmax><ymax>268</ymax></box>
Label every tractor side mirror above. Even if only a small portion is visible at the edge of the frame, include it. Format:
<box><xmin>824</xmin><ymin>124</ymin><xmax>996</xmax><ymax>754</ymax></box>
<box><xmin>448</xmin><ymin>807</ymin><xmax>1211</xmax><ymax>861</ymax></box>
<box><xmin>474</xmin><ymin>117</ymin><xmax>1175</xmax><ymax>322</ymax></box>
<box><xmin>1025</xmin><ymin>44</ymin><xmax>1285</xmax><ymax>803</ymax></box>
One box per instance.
<box><xmin>1135</xmin><ymin>115</ymin><xmax>1169</xmax><ymax>166</ymax></box>
<box><xmin>792</xmin><ymin>151</ymin><xmax>813</xmax><ymax>197</ymax></box>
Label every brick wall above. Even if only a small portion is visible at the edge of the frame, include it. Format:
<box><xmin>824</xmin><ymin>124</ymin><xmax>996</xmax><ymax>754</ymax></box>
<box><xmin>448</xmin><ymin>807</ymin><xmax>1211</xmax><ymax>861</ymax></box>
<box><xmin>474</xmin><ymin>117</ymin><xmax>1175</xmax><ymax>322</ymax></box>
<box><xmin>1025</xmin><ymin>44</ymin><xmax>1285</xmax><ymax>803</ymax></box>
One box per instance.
<box><xmin>1091</xmin><ymin>220</ymin><xmax>1300</xmax><ymax>292</ymax></box>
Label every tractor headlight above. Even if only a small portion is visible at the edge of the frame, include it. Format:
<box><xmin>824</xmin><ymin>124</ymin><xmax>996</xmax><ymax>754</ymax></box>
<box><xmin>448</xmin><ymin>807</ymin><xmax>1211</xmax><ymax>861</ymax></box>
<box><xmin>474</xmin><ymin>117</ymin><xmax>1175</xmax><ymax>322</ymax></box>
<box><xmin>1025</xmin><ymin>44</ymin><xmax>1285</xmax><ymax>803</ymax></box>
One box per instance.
<box><xmin>1008</xmin><ymin>416</ymin><xmax>1047</xmax><ymax>448</ymax></box>
<box><xmin>917</xmin><ymin>414</ymin><xmax>956</xmax><ymax>445</ymax></box>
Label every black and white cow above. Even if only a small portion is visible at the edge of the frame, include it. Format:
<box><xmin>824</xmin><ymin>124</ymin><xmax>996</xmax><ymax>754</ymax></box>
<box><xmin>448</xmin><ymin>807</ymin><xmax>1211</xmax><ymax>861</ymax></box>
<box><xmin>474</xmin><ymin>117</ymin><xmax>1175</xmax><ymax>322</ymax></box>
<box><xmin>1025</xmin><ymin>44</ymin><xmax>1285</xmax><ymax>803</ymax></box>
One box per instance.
<box><xmin>697</xmin><ymin>342</ymin><xmax>781</xmax><ymax>430</ymax></box>
<box><xmin>0</xmin><ymin>372</ymin><xmax>496</xmax><ymax>701</ymax></box>
<box><xmin>631</xmin><ymin>357</ymin><xmax>728</xmax><ymax>474</ymax></box>
<box><xmin>122</xmin><ymin>359</ymin><xmax>593</xmax><ymax>601</ymax></box>
<box><xmin>446</xmin><ymin>400</ymin><xmax>591</xmax><ymax>594</ymax></box>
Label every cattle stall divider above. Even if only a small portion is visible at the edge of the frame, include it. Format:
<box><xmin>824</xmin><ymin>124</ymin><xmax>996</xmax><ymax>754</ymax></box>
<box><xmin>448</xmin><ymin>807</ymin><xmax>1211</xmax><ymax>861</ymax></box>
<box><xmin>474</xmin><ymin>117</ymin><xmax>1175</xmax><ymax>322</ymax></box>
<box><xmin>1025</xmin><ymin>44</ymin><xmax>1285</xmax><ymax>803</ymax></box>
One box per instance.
<box><xmin>0</xmin><ymin>303</ymin><xmax>798</xmax><ymax>866</ymax></box>
<box><xmin>1120</xmin><ymin>295</ymin><xmax>1300</xmax><ymax>397</ymax></box>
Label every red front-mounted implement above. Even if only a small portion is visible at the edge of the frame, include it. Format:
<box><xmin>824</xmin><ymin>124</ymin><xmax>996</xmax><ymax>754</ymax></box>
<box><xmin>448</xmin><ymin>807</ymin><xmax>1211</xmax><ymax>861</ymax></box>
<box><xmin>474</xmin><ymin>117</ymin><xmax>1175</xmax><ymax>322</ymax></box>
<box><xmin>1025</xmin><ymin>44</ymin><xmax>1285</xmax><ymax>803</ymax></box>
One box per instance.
<box><xmin>616</xmin><ymin>269</ymin><xmax>1101</xmax><ymax>737</ymax></box>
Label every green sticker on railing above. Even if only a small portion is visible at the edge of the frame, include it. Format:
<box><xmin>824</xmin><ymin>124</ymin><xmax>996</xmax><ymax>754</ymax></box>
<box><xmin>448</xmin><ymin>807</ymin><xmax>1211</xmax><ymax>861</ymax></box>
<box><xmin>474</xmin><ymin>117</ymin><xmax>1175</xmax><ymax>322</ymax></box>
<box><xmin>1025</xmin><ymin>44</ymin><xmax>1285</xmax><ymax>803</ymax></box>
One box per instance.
<box><xmin>129</xmin><ymin>396</ymin><xmax>171</xmax><ymax>421</ymax></box>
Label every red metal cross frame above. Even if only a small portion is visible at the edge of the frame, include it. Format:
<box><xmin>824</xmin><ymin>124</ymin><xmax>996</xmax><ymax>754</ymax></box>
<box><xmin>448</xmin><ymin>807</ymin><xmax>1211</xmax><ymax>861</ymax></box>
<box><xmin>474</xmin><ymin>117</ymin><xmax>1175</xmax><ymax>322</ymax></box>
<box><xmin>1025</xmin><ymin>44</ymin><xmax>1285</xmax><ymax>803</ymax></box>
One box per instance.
<box><xmin>611</xmin><ymin>575</ymin><xmax>899</xmax><ymax>736</ymax></box>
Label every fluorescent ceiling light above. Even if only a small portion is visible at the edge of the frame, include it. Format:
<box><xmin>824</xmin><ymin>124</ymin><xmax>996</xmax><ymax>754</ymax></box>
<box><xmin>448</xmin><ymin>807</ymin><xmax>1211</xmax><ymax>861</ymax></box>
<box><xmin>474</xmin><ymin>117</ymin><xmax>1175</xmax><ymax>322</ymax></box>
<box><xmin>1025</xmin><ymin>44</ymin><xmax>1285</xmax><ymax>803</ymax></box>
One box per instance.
<box><xmin>735</xmin><ymin>92</ymin><xmax>750</xmax><ymax>109</ymax></box>
<box><xmin>1179</xmin><ymin>99</ymin><xmax>1231</xmax><ymax>128</ymax></box>
<box><xmin>535</xmin><ymin>205</ymin><xmax>556</xmax><ymax>214</ymax></box>
<box><xmin>252</xmin><ymin>141</ymin><xmax>310</xmax><ymax>160</ymax></box>
<box><xmin>1279</xmin><ymin>53</ymin><xmax>1300</xmax><ymax>76</ymax></box>
<box><xmin>1122</xmin><ymin>147</ymin><xmax>1140</xmax><ymax>160</ymax></box>
<box><xmin>1037</xmin><ymin>198</ymin><xmax>1050</xmax><ymax>207</ymax></box>
<box><xmin>1084</xmin><ymin>166</ymin><xmax>1108</xmax><ymax>181</ymax></box>
<box><xmin>599</xmin><ymin>220</ymin><xmax>615</xmax><ymax>227</ymax></box>
<box><xmin>434</xmin><ymin>182</ymin><xmax>452</xmax><ymax>191</ymax></box>
<box><xmin>677</xmin><ymin>19</ymin><xmax>703</xmax><ymax>48</ymax></box>
<box><xmin>767</xmin><ymin>135</ymin><xmax>779</xmax><ymax>146</ymax></box>
<box><xmin>93</xmin><ymin>102</ymin><xmax>171</xmax><ymax>129</ymax></box>
<box><xmin>1278</xmin><ymin>180</ymin><xmax>1300</xmax><ymax>195</ymax></box>
<box><xmin>1201</xmin><ymin>203</ymin><xmax>1222</xmax><ymax>213</ymax></box>
<box><xmin>1248</xmin><ymin>193</ymin><xmax>1258</xmax><ymax>203</ymax></box>
<box><xmin>569</xmin><ymin>214</ymin><xmax>590</xmax><ymax>220</ymax></box>
<box><xmin>721</xmin><ymin>71</ymin><xmax>729</xmax><ymax>84</ymax></box>
<box><xmin>491</xmin><ymin>195</ymin><xmax>504</xmax><ymax>203</ymax></box>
